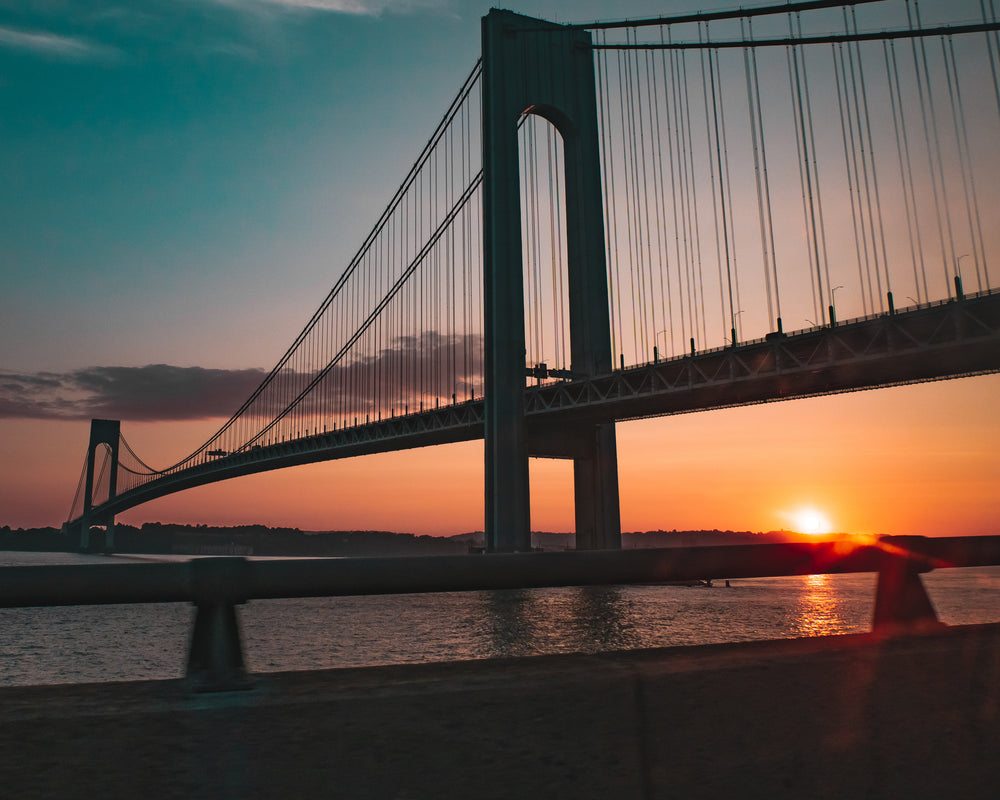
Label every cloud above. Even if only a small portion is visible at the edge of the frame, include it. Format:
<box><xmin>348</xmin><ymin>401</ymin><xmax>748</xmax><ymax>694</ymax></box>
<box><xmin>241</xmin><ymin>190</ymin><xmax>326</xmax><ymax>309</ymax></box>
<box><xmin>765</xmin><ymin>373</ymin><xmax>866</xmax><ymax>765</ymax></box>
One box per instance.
<box><xmin>0</xmin><ymin>365</ymin><xmax>267</xmax><ymax>421</ymax></box>
<box><xmin>0</xmin><ymin>333</ymin><xmax>484</xmax><ymax>422</ymax></box>
<box><xmin>209</xmin><ymin>0</ymin><xmax>450</xmax><ymax>16</ymax></box>
<box><xmin>316</xmin><ymin>331</ymin><xmax>483</xmax><ymax>411</ymax></box>
<box><xmin>0</xmin><ymin>25</ymin><xmax>120</xmax><ymax>61</ymax></box>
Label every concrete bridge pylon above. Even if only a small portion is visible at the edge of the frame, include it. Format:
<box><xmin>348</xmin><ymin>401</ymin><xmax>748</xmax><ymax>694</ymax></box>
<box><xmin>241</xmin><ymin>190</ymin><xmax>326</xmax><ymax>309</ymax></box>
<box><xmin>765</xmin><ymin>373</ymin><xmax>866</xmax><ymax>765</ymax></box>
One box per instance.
<box><xmin>482</xmin><ymin>9</ymin><xmax>621</xmax><ymax>553</ymax></box>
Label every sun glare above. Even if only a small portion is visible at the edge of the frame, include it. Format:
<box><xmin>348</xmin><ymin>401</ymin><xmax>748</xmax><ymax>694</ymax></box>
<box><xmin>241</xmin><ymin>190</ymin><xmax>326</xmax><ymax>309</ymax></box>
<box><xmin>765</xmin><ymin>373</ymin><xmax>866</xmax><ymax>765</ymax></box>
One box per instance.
<box><xmin>790</xmin><ymin>507</ymin><xmax>833</xmax><ymax>536</ymax></box>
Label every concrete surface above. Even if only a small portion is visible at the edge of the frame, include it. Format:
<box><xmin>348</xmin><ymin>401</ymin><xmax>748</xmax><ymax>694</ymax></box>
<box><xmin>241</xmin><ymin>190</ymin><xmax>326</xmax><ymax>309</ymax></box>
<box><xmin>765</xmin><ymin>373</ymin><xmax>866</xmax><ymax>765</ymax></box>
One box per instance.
<box><xmin>1</xmin><ymin>623</ymin><xmax>998</xmax><ymax>799</ymax></box>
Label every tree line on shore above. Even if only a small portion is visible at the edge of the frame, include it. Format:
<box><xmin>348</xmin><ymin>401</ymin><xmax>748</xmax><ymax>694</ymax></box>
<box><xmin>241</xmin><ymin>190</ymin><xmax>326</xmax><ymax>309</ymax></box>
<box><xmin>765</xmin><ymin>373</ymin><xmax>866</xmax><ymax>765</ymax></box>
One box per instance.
<box><xmin>0</xmin><ymin>524</ymin><xmax>827</xmax><ymax>557</ymax></box>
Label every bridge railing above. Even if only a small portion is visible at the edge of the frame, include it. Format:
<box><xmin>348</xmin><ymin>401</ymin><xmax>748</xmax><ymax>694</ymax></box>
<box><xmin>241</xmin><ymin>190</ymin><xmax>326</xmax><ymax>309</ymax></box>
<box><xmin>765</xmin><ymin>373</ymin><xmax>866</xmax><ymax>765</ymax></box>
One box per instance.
<box><xmin>2</xmin><ymin>535</ymin><xmax>998</xmax><ymax>691</ymax></box>
<box><xmin>628</xmin><ymin>285</ymin><xmax>1000</xmax><ymax>366</ymax></box>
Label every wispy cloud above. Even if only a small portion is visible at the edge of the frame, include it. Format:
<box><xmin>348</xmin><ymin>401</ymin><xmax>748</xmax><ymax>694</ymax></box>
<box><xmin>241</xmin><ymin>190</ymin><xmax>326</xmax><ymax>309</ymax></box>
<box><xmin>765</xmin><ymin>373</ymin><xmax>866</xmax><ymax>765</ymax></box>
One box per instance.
<box><xmin>211</xmin><ymin>0</ymin><xmax>450</xmax><ymax>16</ymax></box>
<box><xmin>0</xmin><ymin>25</ymin><xmax>120</xmax><ymax>61</ymax></box>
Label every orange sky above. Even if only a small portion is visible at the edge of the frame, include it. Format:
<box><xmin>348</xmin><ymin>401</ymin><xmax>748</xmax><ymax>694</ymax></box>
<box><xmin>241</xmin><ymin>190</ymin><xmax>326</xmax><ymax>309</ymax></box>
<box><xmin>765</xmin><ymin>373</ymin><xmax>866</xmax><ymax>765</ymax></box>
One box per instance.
<box><xmin>4</xmin><ymin>373</ymin><xmax>994</xmax><ymax>537</ymax></box>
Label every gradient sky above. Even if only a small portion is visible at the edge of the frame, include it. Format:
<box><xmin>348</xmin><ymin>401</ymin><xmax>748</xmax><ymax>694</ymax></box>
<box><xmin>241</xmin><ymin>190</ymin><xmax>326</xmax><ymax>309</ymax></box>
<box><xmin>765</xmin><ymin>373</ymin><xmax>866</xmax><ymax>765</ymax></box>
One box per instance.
<box><xmin>2</xmin><ymin>0</ymin><xmax>997</xmax><ymax>537</ymax></box>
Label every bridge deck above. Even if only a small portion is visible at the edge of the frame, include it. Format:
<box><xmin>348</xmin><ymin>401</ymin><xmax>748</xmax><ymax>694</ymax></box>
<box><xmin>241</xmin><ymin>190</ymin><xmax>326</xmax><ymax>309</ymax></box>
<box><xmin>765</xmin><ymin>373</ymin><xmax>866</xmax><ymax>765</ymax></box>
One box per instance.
<box><xmin>84</xmin><ymin>291</ymin><xmax>1000</xmax><ymax>524</ymax></box>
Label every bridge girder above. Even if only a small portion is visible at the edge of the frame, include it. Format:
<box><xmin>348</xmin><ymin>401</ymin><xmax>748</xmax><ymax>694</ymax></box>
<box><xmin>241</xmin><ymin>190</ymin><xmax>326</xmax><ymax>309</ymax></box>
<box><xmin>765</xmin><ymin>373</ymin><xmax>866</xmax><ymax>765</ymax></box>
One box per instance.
<box><xmin>525</xmin><ymin>293</ymin><xmax>1000</xmax><ymax>424</ymax></box>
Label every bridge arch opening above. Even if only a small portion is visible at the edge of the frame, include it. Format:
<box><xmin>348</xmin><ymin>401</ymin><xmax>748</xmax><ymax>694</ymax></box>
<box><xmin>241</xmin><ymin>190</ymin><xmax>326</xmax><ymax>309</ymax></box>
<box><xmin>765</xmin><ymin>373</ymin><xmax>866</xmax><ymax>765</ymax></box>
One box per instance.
<box><xmin>89</xmin><ymin>443</ymin><xmax>115</xmax><ymax>508</ymax></box>
<box><xmin>518</xmin><ymin>112</ymin><xmax>579</xmax><ymax>540</ymax></box>
<box><xmin>519</xmin><ymin>112</ymin><xmax>571</xmax><ymax>383</ymax></box>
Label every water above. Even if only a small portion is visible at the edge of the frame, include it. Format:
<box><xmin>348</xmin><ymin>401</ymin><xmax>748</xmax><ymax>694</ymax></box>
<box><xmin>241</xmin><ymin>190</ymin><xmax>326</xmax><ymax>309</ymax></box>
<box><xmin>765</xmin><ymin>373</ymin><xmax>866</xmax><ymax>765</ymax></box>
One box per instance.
<box><xmin>1</xmin><ymin>551</ymin><xmax>997</xmax><ymax>687</ymax></box>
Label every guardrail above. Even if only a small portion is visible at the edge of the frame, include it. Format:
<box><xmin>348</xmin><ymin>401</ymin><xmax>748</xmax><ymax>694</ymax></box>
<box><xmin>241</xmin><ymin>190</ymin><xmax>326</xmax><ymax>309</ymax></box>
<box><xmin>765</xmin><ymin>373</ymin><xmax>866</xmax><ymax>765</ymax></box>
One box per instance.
<box><xmin>3</xmin><ymin>535</ymin><xmax>998</xmax><ymax>691</ymax></box>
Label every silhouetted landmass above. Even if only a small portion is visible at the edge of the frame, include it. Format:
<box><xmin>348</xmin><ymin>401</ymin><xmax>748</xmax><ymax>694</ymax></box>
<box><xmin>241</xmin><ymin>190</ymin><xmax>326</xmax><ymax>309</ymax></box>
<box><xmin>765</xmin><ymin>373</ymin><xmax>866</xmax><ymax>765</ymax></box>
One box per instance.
<box><xmin>0</xmin><ymin>525</ymin><xmax>471</xmax><ymax>557</ymax></box>
<box><xmin>0</xmin><ymin>527</ymin><xmax>68</xmax><ymax>552</ymax></box>
<box><xmin>2</xmin><ymin>524</ymin><xmax>849</xmax><ymax>557</ymax></box>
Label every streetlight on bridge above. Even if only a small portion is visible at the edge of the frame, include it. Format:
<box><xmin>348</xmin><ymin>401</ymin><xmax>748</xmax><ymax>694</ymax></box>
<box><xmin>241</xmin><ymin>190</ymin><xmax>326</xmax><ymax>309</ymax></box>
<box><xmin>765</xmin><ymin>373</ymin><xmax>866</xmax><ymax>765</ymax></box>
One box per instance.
<box><xmin>729</xmin><ymin>310</ymin><xmax>744</xmax><ymax>347</ymax></box>
<box><xmin>829</xmin><ymin>285</ymin><xmax>844</xmax><ymax>326</ymax></box>
<box><xmin>954</xmin><ymin>254</ymin><xmax>969</xmax><ymax>299</ymax></box>
<box><xmin>654</xmin><ymin>330</ymin><xmax>669</xmax><ymax>362</ymax></box>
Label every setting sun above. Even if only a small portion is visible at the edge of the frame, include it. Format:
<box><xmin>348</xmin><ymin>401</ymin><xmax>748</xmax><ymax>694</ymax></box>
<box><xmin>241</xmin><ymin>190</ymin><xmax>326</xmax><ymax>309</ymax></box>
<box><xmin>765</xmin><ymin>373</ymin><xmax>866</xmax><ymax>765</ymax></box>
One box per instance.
<box><xmin>789</xmin><ymin>508</ymin><xmax>834</xmax><ymax>536</ymax></box>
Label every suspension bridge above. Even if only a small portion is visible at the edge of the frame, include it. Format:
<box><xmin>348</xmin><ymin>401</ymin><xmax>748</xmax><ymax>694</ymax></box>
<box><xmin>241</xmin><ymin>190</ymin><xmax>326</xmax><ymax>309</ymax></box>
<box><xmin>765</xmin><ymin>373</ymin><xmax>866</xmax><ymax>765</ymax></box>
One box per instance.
<box><xmin>66</xmin><ymin>0</ymin><xmax>1000</xmax><ymax>553</ymax></box>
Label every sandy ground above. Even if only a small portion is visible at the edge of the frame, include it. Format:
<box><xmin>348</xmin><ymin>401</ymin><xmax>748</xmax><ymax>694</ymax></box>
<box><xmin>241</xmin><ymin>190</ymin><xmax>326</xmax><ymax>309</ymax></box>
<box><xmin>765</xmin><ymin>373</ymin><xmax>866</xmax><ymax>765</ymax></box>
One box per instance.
<box><xmin>1</xmin><ymin>623</ymin><xmax>998</xmax><ymax>799</ymax></box>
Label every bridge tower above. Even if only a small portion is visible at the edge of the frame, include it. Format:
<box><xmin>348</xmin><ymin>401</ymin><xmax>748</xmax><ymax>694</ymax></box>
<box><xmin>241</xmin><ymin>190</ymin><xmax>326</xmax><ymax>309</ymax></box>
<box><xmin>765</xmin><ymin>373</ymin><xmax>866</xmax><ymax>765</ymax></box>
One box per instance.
<box><xmin>482</xmin><ymin>10</ymin><xmax>621</xmax><ymax>552</ymax></box>
<box><xmin>79</xmin><ymin>418</ymin><xmax>120</xmax><ymax>552</ymax></box>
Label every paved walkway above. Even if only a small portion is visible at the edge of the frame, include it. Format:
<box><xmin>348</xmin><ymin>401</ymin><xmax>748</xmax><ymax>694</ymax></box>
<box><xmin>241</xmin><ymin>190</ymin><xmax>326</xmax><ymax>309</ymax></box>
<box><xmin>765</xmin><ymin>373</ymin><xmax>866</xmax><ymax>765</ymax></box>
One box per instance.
<box><xmin>2</xmin><ymin>624</ymin><xmax>998</xmax><ymax>798</ymax></box>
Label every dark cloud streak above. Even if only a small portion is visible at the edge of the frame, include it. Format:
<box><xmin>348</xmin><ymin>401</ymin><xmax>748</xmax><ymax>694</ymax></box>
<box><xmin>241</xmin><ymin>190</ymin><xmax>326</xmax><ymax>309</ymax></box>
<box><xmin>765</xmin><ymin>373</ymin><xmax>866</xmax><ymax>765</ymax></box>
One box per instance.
<box><xmin>0</xmin><ymin>365</ymin><xmax>267</xmax><ymax>421</ymax></box>
<box><xmin>1</xmin><ymin>333</ymin><xmax>484</xmax><ymax>422</ymax></box>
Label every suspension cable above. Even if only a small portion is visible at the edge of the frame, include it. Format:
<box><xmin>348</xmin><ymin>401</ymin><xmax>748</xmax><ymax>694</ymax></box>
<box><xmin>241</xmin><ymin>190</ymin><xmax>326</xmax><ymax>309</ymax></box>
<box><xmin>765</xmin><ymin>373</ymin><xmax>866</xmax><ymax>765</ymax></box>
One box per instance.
<box><xmin>743</xmin><ymin>19</ymin><xmax>776</xmax><ymax>325</ymax></box>
<box><xmin>67</xmin><ymin>457</ymin><xmax>88</xmax><ymax>522</ymax></box>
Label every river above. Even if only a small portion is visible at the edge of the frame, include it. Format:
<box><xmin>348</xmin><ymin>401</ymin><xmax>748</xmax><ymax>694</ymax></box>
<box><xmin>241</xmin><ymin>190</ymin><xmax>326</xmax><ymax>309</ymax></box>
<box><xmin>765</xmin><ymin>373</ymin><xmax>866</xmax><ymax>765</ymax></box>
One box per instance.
<box><xmin>1</xmin><ymin>551</ymin><xmax>998</xmax><ymax>687</ymax></box>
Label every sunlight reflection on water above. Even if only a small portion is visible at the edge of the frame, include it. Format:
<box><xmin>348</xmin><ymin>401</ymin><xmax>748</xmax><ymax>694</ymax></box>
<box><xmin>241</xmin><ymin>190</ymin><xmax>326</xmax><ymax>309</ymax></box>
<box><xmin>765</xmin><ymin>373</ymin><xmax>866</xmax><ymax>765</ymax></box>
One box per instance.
<box><xmin>794</xmin><ymin>573</ymin><xmax>853</xmax><ymax>637</ymax></box>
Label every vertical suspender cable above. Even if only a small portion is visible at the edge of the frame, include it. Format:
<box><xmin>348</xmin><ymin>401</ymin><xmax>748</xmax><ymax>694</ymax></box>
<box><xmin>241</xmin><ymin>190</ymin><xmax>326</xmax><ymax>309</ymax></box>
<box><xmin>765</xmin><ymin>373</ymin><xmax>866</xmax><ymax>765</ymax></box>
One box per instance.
<box><xmin>546</xmin><ymin>123</ymin><xmax>558</xmax><ymax>368</ymax></box>
<box><xmin>849</xmin><ymin>7</ymin><xmax>891</xmax><ymax>306</ymax></box>
<box><xmin>652</xmin><ymin>27</ymin><xmax>675</xmax><ymax>356</ymax></box>
<box><xmin>714</xmin><ymin>46</ymin><xmax>744</xmax><ymax>340</ymax></box>
<box><xmin>618</xmin><ymin>46</ymin><xmax>640</xmax><ymax>363</ymax></box>
<box><xmin>701</xmin><ymin>27</ymin><xmax>730</xmax><ymax>343</ymax></box>
<box><xmin>943</xmin><ymin>35</ymin><xmax>989</xmax><ymax>291</ymax></box>
<box><xmin>526</xmin><ymin>119</ymin><xmax>540</xmax><ymax>367</ymax></box>
<box><xmin>883</xmin><ymin>40</ymin><xmax>927</xmax><ymax>303</ymax></box>
<box><xmin>743</xmin><ymin>20</ymin><xmax>776</xmax><ymax>326</ymax></box>
<box><xmin>533</xmin><ymin>120</ymin><xmax>544</xmax><ymax>368</ymax></box>
<box><xmin>839</xmin><ymin>20</ymin><xmax>876</xmax><ymax>310</ymax></box>
<box><xmin>833</xmin><ymin>41</ymin><xmax>872</xmax><ymax>314</ymax></box>
<box><xmin>680</xmin><ymin>46</ymin><xmax>708</xmax><ymax>346</ymax></box>
<box><xmin>984</xmin><ymin>0</ymin><xmax>1000</xmax><ymax>120</ymax></box>
<box><xmin>623</xmin><ymin>34</ymin><xmax>644</xmax><ymax>363</ymax></box>
<box><xmin>907</xmin><ymin>0</ymin><xmax>955</xmax><ymax>289</ymax></box>
<box><xmin>640</xmin><ymin>43</ymin><xmax>660</xmax><ymax>356</ymax></box>
<box><xmin>596</xmin><ymin>36</ymin><xmax>622</xmax><ymax>365</ymax></box>
<box><xmin>554</xmin><ymin>126</ymin><xmax>568</xmax><ymax>368</ymax></box>
<box><xmin>787</xmin><ymin>17</ymin><xmax>822</xmax><ymax>322</ymax></box>
<box><xmin>663</xmin><ymin>35</ymin><xmax>689</xmax><ymax>350</ymax></box>
<box><xmin>630</xmin><ymin>31</ymin><xmax>651</xmax><ymax>361</ymax></box>
<box><xmin>797</xmin><ymin>14</ymin><xmax>833</xmax><ymax>316</ymax></box>
<box><xmin>749</xmin><ymin>38</ymin><xmax>782</xmax><ymax>325</ymax></box>
<box><xmin>68</xmin><ymin>459</ymin><xmax>87</xmax><ymax>523</ymax></box>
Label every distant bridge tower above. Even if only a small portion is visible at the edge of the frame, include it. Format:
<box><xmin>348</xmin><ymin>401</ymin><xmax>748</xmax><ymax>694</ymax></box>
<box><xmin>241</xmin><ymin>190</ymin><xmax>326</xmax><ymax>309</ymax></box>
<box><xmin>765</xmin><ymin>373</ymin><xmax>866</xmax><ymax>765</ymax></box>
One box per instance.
<box><xmin>79</xmin><ymin>418</ymin><xmax>120</xmax><ymax>552</ymax></box>
<box><xmin>482</xmin><ymin>10</ymin><xmax>621</xmax><ymax>552</ymax></box>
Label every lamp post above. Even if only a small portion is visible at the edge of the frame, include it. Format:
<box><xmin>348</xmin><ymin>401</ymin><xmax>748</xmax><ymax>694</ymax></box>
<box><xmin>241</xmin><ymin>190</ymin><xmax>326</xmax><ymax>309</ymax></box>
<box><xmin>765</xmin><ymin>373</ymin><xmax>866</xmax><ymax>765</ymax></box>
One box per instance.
<box><xmin>655</xmin><ymin>329</ymin><xmax>669</xmax><ymax>362</ymax></box>
<box><xmin>730</xmin><ymin>309</ymin><xmax>744</xmax><ymax>347</ymax></box>
<box><xmin>954</xmin><ymin>254</ymin><xmax>969</xmax><ymax>299</ymax></box>
<box><xmin>829</xmin><ymin>285</ymin><xmax>843</xmax><ymax>326</ymax></box>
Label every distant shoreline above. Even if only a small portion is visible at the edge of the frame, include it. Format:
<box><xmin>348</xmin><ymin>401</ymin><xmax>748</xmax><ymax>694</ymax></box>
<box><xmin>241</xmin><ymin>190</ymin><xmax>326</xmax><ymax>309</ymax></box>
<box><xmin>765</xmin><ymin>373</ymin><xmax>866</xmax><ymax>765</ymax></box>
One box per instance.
<box><xmin>1</xmin><ymin>523</ymin><xmax>840</xmax><ymax>558</ymax></box>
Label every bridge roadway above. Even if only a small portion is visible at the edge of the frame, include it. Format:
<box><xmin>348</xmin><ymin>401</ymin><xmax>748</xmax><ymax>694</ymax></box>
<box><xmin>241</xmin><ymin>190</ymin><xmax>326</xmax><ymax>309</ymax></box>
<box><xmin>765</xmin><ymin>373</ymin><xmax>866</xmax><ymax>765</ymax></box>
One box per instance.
<box><xmin>2</xmin><ymin>622</ymin><xmax>998</xmax><ymax>798</ymax></box>
<box><xmin>88</xmin><ymin>290</ymin><xmax>1000</xmax><ymax>524</ymax></box>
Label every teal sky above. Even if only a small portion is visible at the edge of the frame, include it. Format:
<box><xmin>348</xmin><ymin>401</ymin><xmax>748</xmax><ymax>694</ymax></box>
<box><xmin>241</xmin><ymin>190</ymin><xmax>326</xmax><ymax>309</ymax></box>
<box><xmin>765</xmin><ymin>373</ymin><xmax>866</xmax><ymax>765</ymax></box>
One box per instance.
<box><xmin>2</xmin><ymin>0</ymin><xmax>685</xmax><ymax>374</ymax></box>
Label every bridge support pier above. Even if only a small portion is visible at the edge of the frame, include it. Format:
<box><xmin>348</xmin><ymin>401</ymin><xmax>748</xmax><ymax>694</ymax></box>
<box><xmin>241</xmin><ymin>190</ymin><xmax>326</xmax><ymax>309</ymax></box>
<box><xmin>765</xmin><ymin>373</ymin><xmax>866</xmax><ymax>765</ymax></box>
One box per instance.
<box><xmin>482</xmin><ymin>10</ymin><xmax>621</xmax><ymax>552</ymax></box>
<box><xmin>573</xmin><ymin>424</ymin><xmax>622</xmax><ymax>551</ymax></box>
